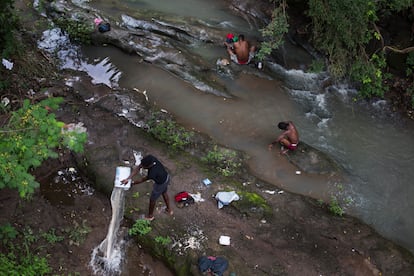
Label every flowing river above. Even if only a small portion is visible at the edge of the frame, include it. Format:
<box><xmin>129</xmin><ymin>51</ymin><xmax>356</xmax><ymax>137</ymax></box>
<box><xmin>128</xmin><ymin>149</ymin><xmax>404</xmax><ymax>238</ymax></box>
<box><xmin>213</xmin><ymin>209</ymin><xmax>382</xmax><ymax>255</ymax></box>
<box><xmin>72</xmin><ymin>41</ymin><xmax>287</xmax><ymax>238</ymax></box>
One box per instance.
<box><xmin>44</xmin><ymin>0</ymin><xmax>414</xmax><ymax>256</ymax></box>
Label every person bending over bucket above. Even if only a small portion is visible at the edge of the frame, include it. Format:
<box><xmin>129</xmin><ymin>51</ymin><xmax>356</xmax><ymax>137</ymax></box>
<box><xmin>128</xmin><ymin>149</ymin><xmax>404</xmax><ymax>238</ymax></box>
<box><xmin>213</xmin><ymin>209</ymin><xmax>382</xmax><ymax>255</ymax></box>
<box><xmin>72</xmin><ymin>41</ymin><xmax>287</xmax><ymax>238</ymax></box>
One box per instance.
<box><xmin>121</xmin><ymin>154</ymin><xmax>173</xmax><ymax>221</ymax></box>
<box><xmin>268</xmin><ymin>121</ymin><xmax>299</xmax><ymax>155</ymax></box>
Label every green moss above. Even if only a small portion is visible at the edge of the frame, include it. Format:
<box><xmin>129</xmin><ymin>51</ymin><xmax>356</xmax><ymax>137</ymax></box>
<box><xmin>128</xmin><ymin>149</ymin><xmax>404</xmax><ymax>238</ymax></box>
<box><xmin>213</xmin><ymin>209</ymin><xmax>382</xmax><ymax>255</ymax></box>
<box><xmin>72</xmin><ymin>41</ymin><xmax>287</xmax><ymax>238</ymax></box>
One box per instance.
<box><xmin>233</xmin><ymin>191</ymin><xmax>272</xmax><ymax>218</ymax></box>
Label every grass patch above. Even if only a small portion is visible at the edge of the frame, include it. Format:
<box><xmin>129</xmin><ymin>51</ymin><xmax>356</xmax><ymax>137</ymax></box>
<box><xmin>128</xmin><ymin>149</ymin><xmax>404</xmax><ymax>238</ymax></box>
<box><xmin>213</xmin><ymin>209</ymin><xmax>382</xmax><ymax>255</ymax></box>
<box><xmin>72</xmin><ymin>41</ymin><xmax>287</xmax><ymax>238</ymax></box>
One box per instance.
<box><xmin>201</xmin><ymin>145</ymin><xmax>242</xmax><ymax>177</ymax></box>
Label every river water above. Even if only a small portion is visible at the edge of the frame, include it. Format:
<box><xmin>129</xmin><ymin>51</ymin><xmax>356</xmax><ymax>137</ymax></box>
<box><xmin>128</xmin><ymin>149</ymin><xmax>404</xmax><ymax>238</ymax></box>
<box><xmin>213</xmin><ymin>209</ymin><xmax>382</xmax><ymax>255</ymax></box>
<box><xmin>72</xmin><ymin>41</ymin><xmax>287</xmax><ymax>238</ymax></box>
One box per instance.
<box><xmin>51</xmin><ymin>0</ymin><xmax>414</xmax><ymax>256</ymax></box>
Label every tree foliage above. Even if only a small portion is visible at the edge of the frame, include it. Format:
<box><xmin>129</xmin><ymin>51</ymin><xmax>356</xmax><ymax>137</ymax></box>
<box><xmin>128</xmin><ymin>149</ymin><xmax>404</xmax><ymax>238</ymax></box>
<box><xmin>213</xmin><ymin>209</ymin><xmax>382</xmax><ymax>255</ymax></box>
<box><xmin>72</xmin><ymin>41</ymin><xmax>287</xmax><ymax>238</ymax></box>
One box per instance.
<box><xmin>0</xmin><ymin>0</ymin><xmax>18</xmax><ymax>58</ymax></box>
<box><xmin>308</xmin><ymin>0</ymin><xmax>377</xmax><ymax>78</ymax></box>
<box><xmin>257</xmin><ymin>0</ymin><xmax>289</xmax><ymax>61</ymax></box>
<box><xmin>0</xmin><ymin>97</ymin><xmax>87</xmax><ymax>198</ymax></box>
<box><xmin>307</xmin><ymin>0</ymin><xmax>414</xmax><ymax>98</ymax></box>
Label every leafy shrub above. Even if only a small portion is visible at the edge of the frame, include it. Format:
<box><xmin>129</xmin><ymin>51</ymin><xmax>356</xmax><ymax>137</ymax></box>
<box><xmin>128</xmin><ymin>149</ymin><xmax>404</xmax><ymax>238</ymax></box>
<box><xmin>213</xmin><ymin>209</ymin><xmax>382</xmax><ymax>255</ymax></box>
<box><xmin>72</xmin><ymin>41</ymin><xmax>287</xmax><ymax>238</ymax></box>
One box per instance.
<box><xmin>328</xmin><ymin>197</ymin><xmax>344</xmax><ymax>217</ymax></box>
<box><xmin>350</xmin><ymin>53</ymin><xmax>389</xmax><ymax>98</ymax></box>
<box><xmin>0</xmin><ymin>252</ymin><xmax>51</xmax><ymax>276</ymax></box>
<box><xmin>66</xmin><ymin>220</ymin><xmax>91</xmax><ymax>246</ymax></box>
<box><xmin>0</xmin><ymin>97</ymin><xmax>87</xmax><ymax>198</ymax></box>
<box><xmin>0</xmin><ymin>224</ymin><xmax>51</xmax><ymax>275</ymax></box>
<box><xmin>55</xmin><ymin>17</ymin><xmax>93</xmax><ymax>44</ymax></box>
<box><xmin>256</xmin><ymin>0</ymin><xmax>289</xmax><ymax>61</ymax></box>
<box><xmin>202</xmin><ymin>146</ymin><xmax>241</xmax><ymax>177</ymax></box>
<box><xmin>129</xmin><ymin>219</ymin><xmax>152</xmax><ymax>236</ymax></box>
<box><xmin>0</xmin><ymin>0</ymin><xmax>19</xmax><ymax>58</ymax></box>
<box><xmin>155</xmin><ymin>235</ymin><xmax>171</xmax><ymax>246</ymax></box>
<box><xmin>308</xmin><ymin>0</ymin><xmax>376</xmax><ymax>79</ymax></box>
<box><xmin>0</xmin><ymin>223</ymin><xmax>17</xmax><ymax>245</ymax></box>
<box><xmin>308</xmin><ymin>59</ymin><xmax>325</xmax><ymax>73</ymax></box>
<box><xmin>147</xmin><ymin>111</ymin><xmax>194</xmax><ymax>151</ymax></box>
<box><xmin>41</xmin><ymin>228</ymin><xmax>64</xmax><ymax>244</ymax></box>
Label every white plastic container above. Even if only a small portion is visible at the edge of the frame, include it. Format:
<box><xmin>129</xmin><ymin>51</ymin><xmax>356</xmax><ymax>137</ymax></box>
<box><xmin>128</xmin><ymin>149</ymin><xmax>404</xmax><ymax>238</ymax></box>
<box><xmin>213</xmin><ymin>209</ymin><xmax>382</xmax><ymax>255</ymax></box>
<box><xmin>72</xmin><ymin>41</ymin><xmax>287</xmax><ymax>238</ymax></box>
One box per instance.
<box><xmin>219</xmin><ymin>235</ymin><xmax>231</xmax><ymax>246</ymax></box>
<box><xmin>114</xmin><ymin>166</ymin><xmax>131</xmax><ymax>190</ymax></box>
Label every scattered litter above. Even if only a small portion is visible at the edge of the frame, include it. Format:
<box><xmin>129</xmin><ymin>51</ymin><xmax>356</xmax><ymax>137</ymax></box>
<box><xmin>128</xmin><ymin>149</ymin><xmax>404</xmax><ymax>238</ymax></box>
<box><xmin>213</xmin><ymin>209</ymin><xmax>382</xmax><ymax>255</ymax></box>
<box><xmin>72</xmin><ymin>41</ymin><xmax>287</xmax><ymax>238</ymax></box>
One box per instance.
<box><xmin>189</xmin><ymin>192</ymin><xmax>205</xmax><ymax>202</ymax></box>
<box><xmin>133</xmin><ymin>88</ymin><xmax>148</xmax><ymax>101</ymax></box>
<box><xmin>278</xmin><ymin>190</ymin><xmax>284</xmax><ymax>194</ymax></box>
<box><xmin>260</xmin><ymin>219</ymin><xmax>267</xmax><ymax>224</ymax></box>
<box><xmin>202</xmin><ymin>178</ymin><xmax>212</xmax><ymax>186</ymax></box>
<box><xmin>94</xmin><ymin>18</ymin><xmax>103</xmax><ymax>26</ymax></box>
<box><xmin>175</xmin><ymin>191</ymin><xmax>195</xmax><ymax>208</ymax></box>
<box><xmin>219</xmin><ymin>235</ymin><xmax>231</xmax><ymax>246</ymax></box>
<box><xmin>2</xmin><ymin>58</ymin><xmax>13</xmax><ymax>70</ymax></box>
<box><xmin>215</xmin><ymin>191</ymin><xmax>240</xmax><ymax>209</ymax></box>
<box><xmin>216</xmin><ymin>58</ymin><xmax>230</xmax><ymax>66</ymax></box>
<box><xmin>245</xmin><ymin>235</ymin><xmax>254</xmax><ymax>240</ymax></box>
<box><xmin>264</xmin><ymin>190</ymin><xmax>275</xmax><ymax>195</ymax></box>
<box><xmin>295</xmin><ymin>170</ymin><xmax>301</xmax><ymax>175</ymax></box>
<box><xmin>62</xmin><ymin>122</ymin><xmax>87</xmax><ymax>134</ymax></box>
<box><xmin>1</xmin><ymin>97</ymin><xmax>10</xmax><ymax>107</ymax></box>
<box><xmin>160</xmin><ymin>109</ymin><xmax>168</xmax><ymax>113</ymax></box>
<box><xmin>172</xmin><ymin>226</ymin><xmax>206</xmax><ymax>254</ymax></box>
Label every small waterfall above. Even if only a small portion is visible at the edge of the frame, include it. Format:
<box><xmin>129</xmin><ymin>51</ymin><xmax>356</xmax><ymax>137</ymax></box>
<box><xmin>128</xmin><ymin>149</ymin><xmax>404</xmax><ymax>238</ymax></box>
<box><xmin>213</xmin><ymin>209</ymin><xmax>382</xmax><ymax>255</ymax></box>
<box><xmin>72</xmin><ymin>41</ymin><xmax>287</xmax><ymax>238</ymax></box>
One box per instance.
<box><xmin>89</xmin><ymin>151</ymin><xmax>141</xmax><ymax>275</ymax></box>
<box><xmin>89</xmin><ymin>188</ymin><xmax>127</xmax><ymax>275</ymax></box>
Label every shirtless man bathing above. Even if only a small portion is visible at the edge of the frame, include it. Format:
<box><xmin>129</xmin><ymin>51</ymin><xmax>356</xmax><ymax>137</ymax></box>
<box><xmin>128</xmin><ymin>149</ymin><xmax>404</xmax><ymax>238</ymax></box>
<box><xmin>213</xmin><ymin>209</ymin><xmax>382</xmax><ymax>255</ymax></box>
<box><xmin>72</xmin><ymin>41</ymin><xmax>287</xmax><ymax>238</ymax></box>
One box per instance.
<box><xmin>224</xmin><ymin>34</ymin><xmax>256</xmax><ymax>65</ymax></box>
<box><xmin>268</xmin><ymin>121</ymin><xmax>299</xmax><ymax>155</ymax></box>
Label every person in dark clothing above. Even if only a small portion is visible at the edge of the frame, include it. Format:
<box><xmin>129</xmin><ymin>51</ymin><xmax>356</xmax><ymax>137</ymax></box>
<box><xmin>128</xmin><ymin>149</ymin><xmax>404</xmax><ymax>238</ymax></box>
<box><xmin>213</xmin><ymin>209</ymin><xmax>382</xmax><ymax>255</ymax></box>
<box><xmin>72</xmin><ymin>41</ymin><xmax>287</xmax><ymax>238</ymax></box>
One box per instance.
<box><xmin>121</xmin><ymin>154</ymin><xmax>173</xmax><ymax>221</ymax></box>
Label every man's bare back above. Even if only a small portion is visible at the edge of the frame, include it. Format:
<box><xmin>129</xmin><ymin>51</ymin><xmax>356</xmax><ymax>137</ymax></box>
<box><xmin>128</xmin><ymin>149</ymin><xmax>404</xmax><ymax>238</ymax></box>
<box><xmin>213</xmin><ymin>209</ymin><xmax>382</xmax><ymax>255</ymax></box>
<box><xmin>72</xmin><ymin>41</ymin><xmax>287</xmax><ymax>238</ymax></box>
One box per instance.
<box><xmin>224</xmin><ymin>34</ymin><xmax>256</xmax><ymax>65</ymax></box>
<box><xmin>233</xmin><ymin>40</ymin><xmax>249</xmax><ymax>62</ymax></box>
<box><xmin>268</xmin><ymin>121</ymin><xmax>299</xmax><ymax>154</ymax></box>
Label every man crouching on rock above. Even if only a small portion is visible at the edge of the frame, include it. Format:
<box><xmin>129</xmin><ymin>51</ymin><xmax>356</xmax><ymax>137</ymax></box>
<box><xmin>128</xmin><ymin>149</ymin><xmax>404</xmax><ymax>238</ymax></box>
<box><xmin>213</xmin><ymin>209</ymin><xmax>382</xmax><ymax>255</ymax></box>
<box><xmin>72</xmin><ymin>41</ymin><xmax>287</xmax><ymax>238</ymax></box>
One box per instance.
<box><xmin>268</xmin><ymin>121</ymin><xmax>299</xmax><ymax>155</ymax></box>
<box><xmin>121</xmin><ymin>154</ymin><xmax>173</xmax><ymax>221</ymax></box>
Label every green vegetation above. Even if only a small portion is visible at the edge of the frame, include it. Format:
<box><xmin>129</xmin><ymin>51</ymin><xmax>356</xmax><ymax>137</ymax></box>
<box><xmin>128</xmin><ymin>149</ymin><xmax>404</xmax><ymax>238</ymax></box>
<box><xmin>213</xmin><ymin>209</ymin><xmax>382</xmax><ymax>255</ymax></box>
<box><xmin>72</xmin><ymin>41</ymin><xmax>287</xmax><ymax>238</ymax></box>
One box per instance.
<box><xmin>257</xmin><ymin>0</ymin><xmax>414</xmax><ymax>105</ymax></box>
<box><xmin>0</xmin><ymin>0</ymin><xmax>18</xmax><ymax>58</ymax></box>
<box><xmin>202</xmin><ymin>145</ymin><xmax>242</xmax><ymax>177</ymax></box>
<box><xmin>236</xmin><ymin>191</ymin><xmax>272</xmax><ymax>217</ymax></box>
<box><xmin>147</xmin><ymin>111</ymin><xmax>194</xmax><ymax>151</ymax></box>
<box><xmin>55</xmin><ymin>17</ymin><xmax>94</xmax><ymax>44</ymax></box>
<box><xmin>41</xmin><ymin>228</ymin><xmax>64</xmax><ymax>245</ymax></box>
<box><xmin>65</xmin><ymin>219</ymin><xmax>91</xmax><ymax>246</ymax></box>
<box><xmin>306</xmin><ymin>0</ymin><xmax>414</xmax><ymax>98</ymax></box>
<box><xmin>328</xmin><ymin>197</ymin><xmax>344</xmax><ymax>217</ymax></box>
<box><xmin>0</xmin><ymin>97</ymin><xmax>87</xmax><ymax>198</ymax></box>
<box><xmin>406</xmin><ymin>53</ymin><xmax>414</xmax><ymax>109</ymax></box>
<box><xmin>308</xmin><ymin>59</ymin><xmax>325</xmax><ymax>73</ymax></box>
<box><xmin>0</xmin><ymin>221</ymin><xmax>89</xmax><ymax>274</ymax></box>
<box><xmin>257</xmin><ymin>0</ymin><xmax>289</xmax><ymax>61</ymax></box>
<box><xmin>155</xmin><ymin>235</ymin><xmax>172</xmax><ymax>246</ymax></box>
<box><xmin>0</xmin><ymin>224</ymin><xmax>51</xmax><ymax>275</ymax></box>
<box><xmin>129</xmin><ymin>219</ymin><xmax>152</xmax><ymax>236</ymax></box>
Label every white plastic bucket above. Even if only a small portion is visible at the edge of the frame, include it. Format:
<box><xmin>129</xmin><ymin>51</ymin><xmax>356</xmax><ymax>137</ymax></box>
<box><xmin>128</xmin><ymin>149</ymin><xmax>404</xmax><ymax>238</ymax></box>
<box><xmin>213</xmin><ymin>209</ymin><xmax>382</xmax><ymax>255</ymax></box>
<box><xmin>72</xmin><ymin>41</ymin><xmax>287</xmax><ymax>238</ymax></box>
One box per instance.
<box><xmin>114</xmin><ymin>166</ymin><xmax>131</xmax><ymax>190</ymax></box>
